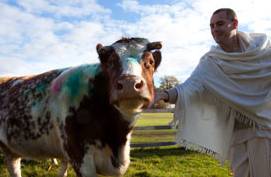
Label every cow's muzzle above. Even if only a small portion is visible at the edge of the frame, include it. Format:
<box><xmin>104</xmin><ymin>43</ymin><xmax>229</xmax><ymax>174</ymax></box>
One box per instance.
<box><xmin>111</xmin><ymin>75</ymin><xmax>151</xmax><ymax>112</ymax></box>
<box><xmin>116</xmin><ymin>75</ymin><xmax>144</xmax><ymax>94</ymax></box>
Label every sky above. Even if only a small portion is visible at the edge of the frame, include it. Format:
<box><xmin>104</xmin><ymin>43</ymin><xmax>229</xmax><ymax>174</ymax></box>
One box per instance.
<box><xmin>1</xmin><ymin>0</ymin><xmax>271</xmax><ymax>86</ymax></box>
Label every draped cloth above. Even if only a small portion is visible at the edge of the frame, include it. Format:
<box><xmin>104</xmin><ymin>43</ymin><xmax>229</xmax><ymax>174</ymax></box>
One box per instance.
<box><xmin>173</xmin><ymin>32</ymin><xmax>271</xmax><ymax>161</ymax></box>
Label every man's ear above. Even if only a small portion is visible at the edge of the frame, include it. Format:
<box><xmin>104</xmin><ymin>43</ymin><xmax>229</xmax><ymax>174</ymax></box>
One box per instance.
<box><xmin>152</xmin><ymin>50</ymin><xmax>162</xmax><ymax>71</ymax></box>
<box><xmin>233</xmin><ymin>18</ymin><xmax>238</xmax><ymax>29</ymax></box>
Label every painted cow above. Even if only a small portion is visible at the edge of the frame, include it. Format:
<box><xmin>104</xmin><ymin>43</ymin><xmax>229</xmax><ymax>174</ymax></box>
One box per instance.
<box><xmin>0</xmin><ymin>37</ymin><xmax>162</xmax><ymax>177</ymax></box>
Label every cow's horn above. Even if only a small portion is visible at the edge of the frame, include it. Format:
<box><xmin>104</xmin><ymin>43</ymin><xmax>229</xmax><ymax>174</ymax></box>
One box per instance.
<box><xmin>147</xmin><ymin>42</ymin><xmax>162</xmax><ymax>50</ymax></box>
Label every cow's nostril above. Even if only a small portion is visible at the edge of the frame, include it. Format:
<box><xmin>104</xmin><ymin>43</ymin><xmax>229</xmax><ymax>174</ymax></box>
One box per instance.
<box><xmin>116</xmin><ymin>82</ymin><xmax>123</xmax><ymax>90</ymax></box>
<box><xmin>135</xmin><ymin>80</ymin><xmax>144</xmax><ymax>90</ymax></box>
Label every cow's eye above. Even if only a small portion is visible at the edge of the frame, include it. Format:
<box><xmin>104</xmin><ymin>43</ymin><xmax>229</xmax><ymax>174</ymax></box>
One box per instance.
<box><xmin>144</xmin><ymin>59</ymin><xmax>154</xmax><ymax>70</ymax></box>
<box><xmin>149</xmin><ymin>59</ymin><xmax>154</xmax><ymax>65</ymax></box>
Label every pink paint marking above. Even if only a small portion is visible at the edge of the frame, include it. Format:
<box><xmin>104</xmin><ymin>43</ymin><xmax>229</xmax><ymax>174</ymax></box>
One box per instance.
<box><xmin>50</xmin><ymin>76</ymin><xmax>65</xmax><ymax>93</ymax></box>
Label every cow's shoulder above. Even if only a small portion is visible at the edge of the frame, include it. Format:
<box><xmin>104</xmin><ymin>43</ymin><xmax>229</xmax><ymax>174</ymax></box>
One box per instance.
<box><xmin>54</xmin><ymin>64</ymin><xmax>101</xmax><ymax>86</ymax></box>
<box><xmin>51</xmin><ymin>64</ymin><xmax>101</xmax><ymax>100</ymax></box>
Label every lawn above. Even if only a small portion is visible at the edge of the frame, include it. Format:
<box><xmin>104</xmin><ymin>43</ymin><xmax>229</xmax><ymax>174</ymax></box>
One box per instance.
<box><xmin>132</xmin><ymin>112</ymin><xmax>175</xmax><ymax>144</ymax></box>
<box><xmin>0</xmin><ymin>112</ymin><xmax>232</xmax><ymax>177</ymax></box>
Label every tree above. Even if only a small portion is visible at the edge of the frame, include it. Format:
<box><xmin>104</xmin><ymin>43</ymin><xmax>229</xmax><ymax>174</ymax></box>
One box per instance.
<box><xmin>159</xmin><ymin>75</ymin><xmax>179</xmax><ymax>90</ymax></box>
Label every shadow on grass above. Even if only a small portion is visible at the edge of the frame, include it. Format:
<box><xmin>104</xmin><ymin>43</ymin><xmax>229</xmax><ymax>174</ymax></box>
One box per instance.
<box><xmin>131</xmin><ymin>147</ymin><xmax>195</xmax><ymax>158</ymax></box>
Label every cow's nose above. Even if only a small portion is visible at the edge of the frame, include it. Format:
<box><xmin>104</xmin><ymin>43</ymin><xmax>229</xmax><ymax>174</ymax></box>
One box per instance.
<box><xmin>116</xmin><ymin>76</ymin><xmax>145</xmax><ymax>92</ymax></box>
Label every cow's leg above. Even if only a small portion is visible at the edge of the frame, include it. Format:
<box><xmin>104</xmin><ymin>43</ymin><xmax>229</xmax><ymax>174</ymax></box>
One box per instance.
<box><xmin>69</xmin><ymin>147</ymin><xmax>97</xmax><ymax>177</ymax></box>
<box><xmin>4</xmin><ymin>154</ymin><xmax>22</xmax><ymax>177</ymax></box>
<box><xmin>0</xmin><ymin>141</ymin><xmax>22</xmax><ymax>177</ymax></box>
<box><xmin>57</xmin><ymin>159</ymin><xmax>68</xmax><ymax>177</ymax></box>
<box><xmin>70</xmin><ymin>156</ymin><xmax>97</xmax><ymax>177</ymax></box>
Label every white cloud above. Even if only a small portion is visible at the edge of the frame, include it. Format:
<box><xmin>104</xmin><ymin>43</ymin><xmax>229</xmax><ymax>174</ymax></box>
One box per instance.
<box><xmin>1</xmin><ymin>0</ymin><xmax>271</xmax><ymax>84</ymax></box>
<box><xmin>16</xmin><ymin>0</ymin><xmax>110</xmax><ymax>18</ymax></box>
<box><xmin>117</xmin><ymin>0</ymin><xmax>271</xmax><ymax>81</ymax></box>
<box><xmin>0</xmin><ymin>1</ymin><xmax>110</xmax><ymax>76</ymax></box>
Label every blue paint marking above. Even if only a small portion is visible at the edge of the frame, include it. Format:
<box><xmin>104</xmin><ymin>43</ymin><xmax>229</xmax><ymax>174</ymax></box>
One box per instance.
<box><xmin>127</xmin><ymin>57</ymin><xmax>140</xmax><ymax>63</ymax></box>
<box><xmin>62</xmin><ymin>64</ymin><xmax>101</xmax><ymax>102</ymax></box>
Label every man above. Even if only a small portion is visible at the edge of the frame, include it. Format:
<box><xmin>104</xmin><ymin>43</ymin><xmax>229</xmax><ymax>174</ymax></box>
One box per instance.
<box><xmin>156</xmin><ymin>8</ymin><xmax>271</xmax><ymax>177</ymax></box>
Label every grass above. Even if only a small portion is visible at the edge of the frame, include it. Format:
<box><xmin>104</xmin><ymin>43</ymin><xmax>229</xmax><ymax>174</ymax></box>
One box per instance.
<box><xmin>132</xmin><ymin>112</ymin><xmax>175</xmax><ymax>144</ymax></box>
<box><xmin>125</xmin><ymin>147</ymin><xmax>232</xmax><ymax>177</ymax></box>
<box><xmin>0</xmin><ymin>113</ymin><xmax>232</xmax><ymax>177</ymax></box>
<box><xmin>135</xmin><ymin>112</ymin><xmax>173</xmax><ymax>126</ymax></box>
<box><xmin>132</xmin><ymin>129</ymin><xmax>175</xmax><ymax>143</ymax></box>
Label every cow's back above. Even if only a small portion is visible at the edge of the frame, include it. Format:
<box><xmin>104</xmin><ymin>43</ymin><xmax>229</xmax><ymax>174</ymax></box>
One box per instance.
<box><xmin>0</xmin><ymin>69</ymin><xmax>65</xmax><ymax>158</ymax></box>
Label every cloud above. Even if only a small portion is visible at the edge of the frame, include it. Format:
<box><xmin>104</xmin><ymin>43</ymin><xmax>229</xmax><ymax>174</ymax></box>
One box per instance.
<box><xmin>0</xmin><ymin>1</ymin><xmax>112</xmax><ymax>76</ymax></box>
<box><xmin>116</xmin><ymin>0</ymin><xmax>213</xmax><ymax>81</ymax></box>
<box><xmin>117</xmin><ymin>0</ymin><xmax>271</xmax><ymax>81</ymax></box>
<box><xmin>1</xmin><ymin>0</ymin><xmax>271</xmax><ymax>84</ymax></box>
<box><xmin>16</xmin><ymin>0</ymin><xmax>110</xmax><ymax>18</ymax></box>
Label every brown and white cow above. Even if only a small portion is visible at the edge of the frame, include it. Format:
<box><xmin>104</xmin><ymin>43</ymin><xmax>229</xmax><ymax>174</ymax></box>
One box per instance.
<box><xmin>0</xmin><ymin>38</ymin><xmax>162</xmax><ymax>177</ymax></box>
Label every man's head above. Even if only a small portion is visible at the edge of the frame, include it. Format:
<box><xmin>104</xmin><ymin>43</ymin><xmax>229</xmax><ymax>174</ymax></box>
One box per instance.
<box><xmin>210</xmin><ymin>8</ymin><xmax>238</xmax><ymax>46</ymax></box>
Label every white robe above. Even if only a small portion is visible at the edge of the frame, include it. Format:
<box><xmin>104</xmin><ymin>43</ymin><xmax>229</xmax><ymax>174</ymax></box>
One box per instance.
<box><xmin>172</xmin><ymin>32</ymin><xmax>271</xmax><ymax>161</ymax></box>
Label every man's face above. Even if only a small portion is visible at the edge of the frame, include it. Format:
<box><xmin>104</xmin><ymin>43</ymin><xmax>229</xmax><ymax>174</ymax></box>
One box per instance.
<box><xmin>210</xmin><ymin>11</ymin><xmax>237</xmax><ymax>45</ymax></box>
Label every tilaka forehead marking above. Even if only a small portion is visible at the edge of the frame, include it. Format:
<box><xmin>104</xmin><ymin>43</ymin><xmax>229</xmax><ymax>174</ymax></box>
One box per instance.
<box><xmin>112</xmin><ymin>39</ymin><xmax>149</xmax><ymax>62</ymax></box>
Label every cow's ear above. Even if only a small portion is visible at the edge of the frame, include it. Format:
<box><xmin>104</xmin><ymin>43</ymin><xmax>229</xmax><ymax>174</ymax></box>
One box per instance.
<box><xmin>147</xmin><ymin>42</ymin><xmax>162</xmax><ymax>50</ymax></box>
<box><xmin>152</xmin><ymin>50</ymin><xmax>161</xmax><ymax>71</ymax></box>
<box><xmin>96</xmin><ymin>43</ymin><xmax>106</xmax><ymax>59</ymax></box>
<box><xmin>96</xmin><ymin>43</ymin><xmax>103</xmax><ymax>53</ymax></box>
<box><xmin>96</xmin><ymin>44</ymin><xmax>113</xmax><ymax>64</ymax></box>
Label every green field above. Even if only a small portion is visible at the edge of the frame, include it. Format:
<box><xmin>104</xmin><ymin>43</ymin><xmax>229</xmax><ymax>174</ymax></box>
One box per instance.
<box><xmin>0</xmin><ymin>113</ymin><xmax>232</xmax><ymax>177</ymax></box>
<box><xmin>132</xmin><ymin>112</ymin><xmax>175</xmax><ymax>144</ymax></box>
<box><xmin>136</xmin><ymin>112</ymin><xmax>173</xmax><ymax>126</ymax></box>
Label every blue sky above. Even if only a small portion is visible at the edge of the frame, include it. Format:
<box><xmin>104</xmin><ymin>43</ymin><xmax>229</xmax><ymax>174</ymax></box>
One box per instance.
<box><xmin>0</xmin><ymin>0</ymin><xmax>270</xmax><ymax>85</ymax></box>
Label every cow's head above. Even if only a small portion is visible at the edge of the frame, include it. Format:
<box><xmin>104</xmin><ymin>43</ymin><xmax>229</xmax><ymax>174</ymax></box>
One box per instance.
<box><xmin>96</xmin><ymin>38</ymin><xmax>162</xmax><ymax>116</ymax></box>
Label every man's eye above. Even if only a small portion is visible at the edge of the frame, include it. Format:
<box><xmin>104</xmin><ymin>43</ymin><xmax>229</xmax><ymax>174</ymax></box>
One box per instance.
<box><xmin>217</xmin><ymin>22</ymin><xmax>224</xmax><ymax>26</ymax></box>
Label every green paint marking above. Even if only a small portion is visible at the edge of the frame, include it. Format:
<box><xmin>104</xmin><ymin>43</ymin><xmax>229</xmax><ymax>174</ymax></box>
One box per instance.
<box><xmin>62</xmin><ymin>64</ymin><xmax>101</xmax><ymax>104</ymax></box>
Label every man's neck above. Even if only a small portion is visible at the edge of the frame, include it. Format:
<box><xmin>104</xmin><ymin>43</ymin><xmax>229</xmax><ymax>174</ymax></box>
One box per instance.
<box><xmin>220</xmin><ymin>35</ymin><xmax>241</xmax><ymax>52</ymax></box>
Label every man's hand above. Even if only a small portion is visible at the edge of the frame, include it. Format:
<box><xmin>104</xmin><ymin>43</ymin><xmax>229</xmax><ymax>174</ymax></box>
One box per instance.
<box><xmin>154</xmin><ymin>91</ymin><xmax>169</xmax><ymax>103</ymax></box>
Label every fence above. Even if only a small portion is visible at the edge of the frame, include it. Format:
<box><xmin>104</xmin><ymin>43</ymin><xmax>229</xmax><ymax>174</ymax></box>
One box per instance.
<box><xmin>131</xmin><ymin>125</ymin><xmax>176</xmax><ymax>148</ymax></box>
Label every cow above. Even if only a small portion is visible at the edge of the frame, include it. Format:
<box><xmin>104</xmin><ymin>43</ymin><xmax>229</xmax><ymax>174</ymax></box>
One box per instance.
<box><xmin>0</xmin><ymin>37</ymin><xmax>162</xmax><ymax>177</ymax></box>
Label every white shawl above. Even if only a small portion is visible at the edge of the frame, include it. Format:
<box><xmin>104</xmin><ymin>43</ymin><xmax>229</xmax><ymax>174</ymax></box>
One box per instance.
<box><xmin>173</xmin><ymin>32</ymin><xmax>271</xmax><ymax>160</ymax></box>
